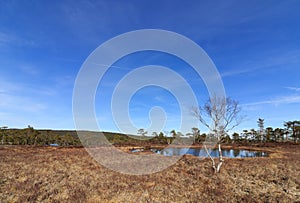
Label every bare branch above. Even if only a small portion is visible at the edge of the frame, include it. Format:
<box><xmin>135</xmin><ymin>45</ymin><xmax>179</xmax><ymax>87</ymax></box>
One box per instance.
<box><xmin>191</xmin><ymin>106</ymin><xmax>211</xmax><ymax>130</ymax></box>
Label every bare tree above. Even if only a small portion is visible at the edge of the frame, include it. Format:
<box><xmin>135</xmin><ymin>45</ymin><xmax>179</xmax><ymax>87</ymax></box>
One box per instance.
<box><xmin>192</xmin><ymin>96</ymin><xmax>244</xmax><ymax>173</ymax></box>
<box><xmin>257</xmin><ymin>118</ymin><xmax>265</xmax><ymax>142</ymax></box>
<box><xmin>137</xmin><ymin>128</ymin><xmax>147</xmax><ymax>136</ymax></box>
<box><xmin>137</xmin><ymin>128</ymin><xmax>148</xmax><ymax>143</ymax></box>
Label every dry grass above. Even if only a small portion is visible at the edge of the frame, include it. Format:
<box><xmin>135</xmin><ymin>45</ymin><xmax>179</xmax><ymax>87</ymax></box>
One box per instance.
<box><xmin>0</xmin><ymin>144</ymin><xmax>299</xmax><ymax>202</ymax></box>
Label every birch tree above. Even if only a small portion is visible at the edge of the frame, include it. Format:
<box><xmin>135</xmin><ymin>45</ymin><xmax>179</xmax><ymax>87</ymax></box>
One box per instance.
<box><xmin>192</xmin><ymin>96</ymin><xmax>244</xmax><ymax>173</ymax></box>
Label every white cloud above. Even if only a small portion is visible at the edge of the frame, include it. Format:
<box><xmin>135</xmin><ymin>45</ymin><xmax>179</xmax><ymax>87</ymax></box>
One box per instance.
<box><xmin>285</xmin><ymin>87</ymin><xmax>300</xmax><ymax>92</ymax></box>
<box><xmin>154</xmin><ymin>96</ymin><xmax>165</xmax><ymax>102</ymax></box>
<box><xmin>0</xmin><ymin>92</ymin><xmax>47</xmax><ymax>113</ymax></box>
<box><xmin>0</xmin><ymin>32</ymin><xmax>13</xmax><ymax>44</ymax></box>
<box><xmin>20</xmin><ymin>65</ymin><xmax>39</xmax><ymax>76</ymax></box>
<box><xmin>221</xmin><ymin>49</ymin><xmax>300</xmax><ymax>78</ymax></box>
<box><xmin>221</xmin><ymin>66</ymin><xmax>257</xmax><ymax>78</ymax></box>
<box><xmin>0</xmin><ymin>80</ymin><xmax>21</xmax><ymax>93</ymax></box>
<box><xmin>0</xmin><ymin>31</ymin><xmax>36</xmax><ymax>47</ymax></box>
<box><xmin>0</xmin><ymin>78</ymin><xmax>57</xmax><ymax>97</ymax></box>
<box><xmin>243</xmin><ymin>95</ymin><xmax>300</xmax><ymax>107</ymax></box>
<box><xmin>0</xmin><ymin>79</ymin><xmax>51</xmax><ymax>112</ymax></box>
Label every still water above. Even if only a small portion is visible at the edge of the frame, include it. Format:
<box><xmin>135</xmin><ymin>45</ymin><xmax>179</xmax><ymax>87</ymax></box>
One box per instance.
<box><xmin>150</xmin><ymin>148</ymin><xmax>268</xmax><ymax>158</ymax></box>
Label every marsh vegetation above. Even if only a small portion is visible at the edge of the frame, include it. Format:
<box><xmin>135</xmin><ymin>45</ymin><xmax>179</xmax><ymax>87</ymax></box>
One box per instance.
<box><xmin>0</xmin><ymin>144</ymin><xmax>299</xmax><ymax>202</ymax></box>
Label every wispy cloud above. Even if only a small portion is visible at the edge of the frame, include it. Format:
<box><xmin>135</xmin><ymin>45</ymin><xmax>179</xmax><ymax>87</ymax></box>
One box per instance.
<box><xmin>0</xmin><ymin>79</ymin><xmax>22</xmax><ymax>93</ymax></box>
<box><xmin>0</xmin><ymin>93</ymin><xmax>47</xmax><ymax>113</ymax></box>
<box><xmin>20</xmin><ymin>65</ymin><xmax>39</xmax><ymax>76</ymax></box>
<box><xmin>154</xmin><ymin>96</ymin><xmax>165</xmax><ymax>102</ymax></box>
<box><xmin>243</xmin><ymin>95</ymin><xmax>300</xmax><ymax>107</ymax></box>
<box><xmin>221</xmin><ymin>66</ymin><xmax>258</xmax><ymax>78</ymax></box>
<box><xmin>221</xmin><ymin>49</ymin><xmax>300</xmax><ymax>78</ymax></box>
<box><xmin>0</xmin><ymin>31</ymin><xmax>36</xmax><ymax>48</ymax></box>
<box><xmin>0</xmin><ymin>32</ymin><xmax>13</xmax><ymax>44</ymax></box>
<box><xmin>52</xmin><ymin>75</ymin><xmax>75</xmax><ymax>88</ymax></box>
<box><xmin>0</xmin><ymin>79</ymin><xmax>54</xmax><ymax>112</ymax></box>
<box><xmin>0</xmin><ymin>78</ymin><xmax>57</xmax><ymax>97</ymax></box>
<box><xmin>285</xmin><ymin>86</ymin><xmax>300</xmax><ymax>92</ymax></box>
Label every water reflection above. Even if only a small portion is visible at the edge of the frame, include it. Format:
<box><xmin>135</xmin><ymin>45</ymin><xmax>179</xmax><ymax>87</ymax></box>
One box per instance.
<box><xmin>150</xmin><ymin>148</ymin><xmax>268</xmax><ymax>158</ymax></box>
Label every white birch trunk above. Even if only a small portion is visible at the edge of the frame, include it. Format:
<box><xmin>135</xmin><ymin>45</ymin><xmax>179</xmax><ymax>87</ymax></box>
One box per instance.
<box><xmin>216</xmin><ymin>142</ymin><xmax>223</xmax><ymax>173</ymax></box>
<box><xmin>204</xmin><ymin>143</ymin><xmax>216</xmax><ymax>173</ymax></box>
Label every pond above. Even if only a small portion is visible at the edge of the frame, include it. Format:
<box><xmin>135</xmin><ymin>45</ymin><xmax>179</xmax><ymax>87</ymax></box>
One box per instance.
<box><xmin>146</xmin><ymin>148</ymin><xmax>268</xmax><ymax>158</ymax></box>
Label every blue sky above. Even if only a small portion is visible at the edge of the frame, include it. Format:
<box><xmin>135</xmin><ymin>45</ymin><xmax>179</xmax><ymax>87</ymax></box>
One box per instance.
<box><xmin>0</xmin><ymin>0</ymin><xmax>300</xmax><ymax>135</ymax></box>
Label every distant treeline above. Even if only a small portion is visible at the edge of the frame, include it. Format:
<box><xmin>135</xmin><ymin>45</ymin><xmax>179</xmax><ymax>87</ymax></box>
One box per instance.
<box><xmin>0</xmin><ymin>126</ymin><xmax>81</xmax><ymax>146</ymax></box>
<box><xmin>0</xmin><ymin>120</ymin><xmax>299</xmax><ymax>146</ymax></box>
<box><xmin>0</xmin><ymin>126</ymin><xmax>181</xmax><ymax>146</ymax></box>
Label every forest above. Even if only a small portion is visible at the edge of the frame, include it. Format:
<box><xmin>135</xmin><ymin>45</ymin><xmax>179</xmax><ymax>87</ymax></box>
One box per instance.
<box><xmin>1</xmin><ymin>119</ymin><xmax>299</xmax><ymax>146</ymax></box>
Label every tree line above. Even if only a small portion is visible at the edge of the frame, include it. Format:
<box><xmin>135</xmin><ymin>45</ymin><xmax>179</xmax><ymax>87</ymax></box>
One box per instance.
<box><xmin>231</xmin><ymin>119</ymin><xmax>300</xmax><ymax>143</ymax></box>
<box><xmin>0</xmin><ymin>119</ymin><xmax>299</xmax><ymax>147</ymax></box>
<box><xmin>0</xmin><ymin>126</ymin><xmax>81</xmax><ymax>146</ymax></box>
<box><xmin>163</xmin><ymin>119</ymin><xmax>300</xmax><ymax>144</ymax></box>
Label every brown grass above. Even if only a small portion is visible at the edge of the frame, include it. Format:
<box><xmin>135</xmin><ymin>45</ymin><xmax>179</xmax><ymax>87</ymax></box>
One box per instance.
<box><xmin>0</xmin><ymin>144</ymin><xmax>299</xmax><ymax>202</ymax></box>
